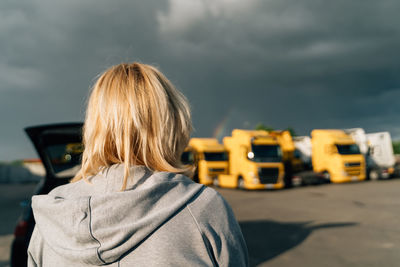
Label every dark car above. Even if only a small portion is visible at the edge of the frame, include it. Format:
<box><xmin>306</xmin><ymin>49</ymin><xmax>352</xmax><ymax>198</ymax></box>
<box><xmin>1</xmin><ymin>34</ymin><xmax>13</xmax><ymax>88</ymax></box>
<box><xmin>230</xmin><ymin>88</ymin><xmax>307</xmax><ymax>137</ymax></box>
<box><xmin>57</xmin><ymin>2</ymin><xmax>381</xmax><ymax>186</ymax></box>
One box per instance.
<box><xmin>10</xmin><ymin>123</ymin><xmax>83</xmax><ymax>267</ymax></box>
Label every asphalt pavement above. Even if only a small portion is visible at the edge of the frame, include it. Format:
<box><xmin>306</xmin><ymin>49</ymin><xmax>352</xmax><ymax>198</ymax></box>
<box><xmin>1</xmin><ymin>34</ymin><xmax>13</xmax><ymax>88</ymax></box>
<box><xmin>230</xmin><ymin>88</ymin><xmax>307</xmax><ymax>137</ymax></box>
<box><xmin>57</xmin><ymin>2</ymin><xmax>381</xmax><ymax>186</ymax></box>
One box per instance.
<box><xmin>216</xmin><ymin>179</ymin><xmax>400</xmax><ymax>267</ymax></box>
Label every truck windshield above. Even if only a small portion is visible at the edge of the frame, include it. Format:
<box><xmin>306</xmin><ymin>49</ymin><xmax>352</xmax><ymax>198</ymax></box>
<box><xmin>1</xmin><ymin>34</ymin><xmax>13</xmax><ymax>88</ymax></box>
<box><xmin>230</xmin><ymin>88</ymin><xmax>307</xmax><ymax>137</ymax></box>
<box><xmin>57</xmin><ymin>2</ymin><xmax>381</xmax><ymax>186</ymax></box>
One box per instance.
<box><xmin>204</xmin><ymin>152</ymin><xmax>228</xmax><ymax>161</ymax></box>
<box><xmin>250</xmin><ymin>144</ymin><xmax>282</xmax><ymax>162</ymax></box>
<box><xmin>336</xmin><ymin>144</ymin><xmax>361</xmax><ymax>155</ymax></box>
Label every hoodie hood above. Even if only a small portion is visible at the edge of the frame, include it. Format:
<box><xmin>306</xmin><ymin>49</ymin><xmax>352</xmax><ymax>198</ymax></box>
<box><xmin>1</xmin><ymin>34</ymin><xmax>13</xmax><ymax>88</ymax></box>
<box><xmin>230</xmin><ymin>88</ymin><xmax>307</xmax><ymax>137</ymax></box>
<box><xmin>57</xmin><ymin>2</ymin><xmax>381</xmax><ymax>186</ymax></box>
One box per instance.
<box><xmin>31</xmin><ymin>165</ymin><xmax>204</xmax><ymax>265</ymax></box>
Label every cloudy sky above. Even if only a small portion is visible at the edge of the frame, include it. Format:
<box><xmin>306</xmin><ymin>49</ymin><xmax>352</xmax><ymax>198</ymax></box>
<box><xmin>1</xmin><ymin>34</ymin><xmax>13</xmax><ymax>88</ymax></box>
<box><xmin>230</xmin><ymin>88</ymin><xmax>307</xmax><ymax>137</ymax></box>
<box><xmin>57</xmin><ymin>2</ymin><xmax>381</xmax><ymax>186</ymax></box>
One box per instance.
<box><xmin>1</xmin><ymin>0</ymin><xmax>400</xmax><ymax>161</ymax></box>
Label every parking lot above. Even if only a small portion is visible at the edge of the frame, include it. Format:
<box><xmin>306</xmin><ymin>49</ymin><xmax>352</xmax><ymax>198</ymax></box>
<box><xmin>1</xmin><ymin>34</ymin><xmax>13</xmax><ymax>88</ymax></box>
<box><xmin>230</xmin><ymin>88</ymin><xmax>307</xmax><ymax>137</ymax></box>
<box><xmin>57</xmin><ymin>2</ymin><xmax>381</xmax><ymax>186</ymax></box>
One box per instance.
<box><xmin>1</xmin><ymin>179</ymin><xmax>400</xmax><ymax>267</ymax></box>
<box><xmin>218</xmin><ymin>179</ymin><xmax>400</xmax><ymax>267</ymax></box>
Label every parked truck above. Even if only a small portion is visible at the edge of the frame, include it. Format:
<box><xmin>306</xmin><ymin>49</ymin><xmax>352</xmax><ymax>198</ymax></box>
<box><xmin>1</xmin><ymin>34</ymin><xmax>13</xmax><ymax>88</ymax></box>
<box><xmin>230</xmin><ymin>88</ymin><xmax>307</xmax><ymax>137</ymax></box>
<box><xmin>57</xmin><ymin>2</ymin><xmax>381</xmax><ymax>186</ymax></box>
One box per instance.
<box><xmin>218</xmin><ymin>129</ymin><xmax>285</xmax><ymax>189</ymax></box>
<box><xmin>311</xmin><ymin>129</ymin><xmax>366</xmax><ymax>183</ymax></box>
<box><xmin>181</xmin><ymin>138</ymin><xmax>228</xmax><ymax>185</ymax></box>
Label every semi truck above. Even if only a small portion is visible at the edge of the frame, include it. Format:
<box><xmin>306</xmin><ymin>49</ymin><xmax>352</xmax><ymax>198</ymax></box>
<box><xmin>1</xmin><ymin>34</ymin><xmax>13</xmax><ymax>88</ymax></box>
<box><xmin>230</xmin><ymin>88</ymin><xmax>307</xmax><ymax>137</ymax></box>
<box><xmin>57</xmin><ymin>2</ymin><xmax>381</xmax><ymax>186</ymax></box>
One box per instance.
<box><xmin>311</xmin><ymin>129</ymin><xmax>366</xmax><ymax>183</ymax></box>
<box><xmin>181</xmin><ymin>138</ymin><xmax>228</xmax><ymax>185</ymax></box>
<box><xmin>218</xmin><ymin>129</ymin><xmax>285</xmax><ymax>189</ymax></box>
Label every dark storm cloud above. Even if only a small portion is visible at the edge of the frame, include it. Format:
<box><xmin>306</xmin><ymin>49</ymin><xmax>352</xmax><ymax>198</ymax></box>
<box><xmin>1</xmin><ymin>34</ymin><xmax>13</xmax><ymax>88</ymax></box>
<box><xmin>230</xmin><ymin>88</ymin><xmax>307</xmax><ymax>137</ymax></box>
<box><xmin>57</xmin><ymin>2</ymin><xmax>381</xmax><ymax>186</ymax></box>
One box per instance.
<box><xmin>157</xmin><ymin>0</ymin><xmax>400</xmax><ymax>137</ymax></box>
<box><xmin>1</xmin><ymin>0</ymin><xmax>400</xmax><ymax>160</ymax></box>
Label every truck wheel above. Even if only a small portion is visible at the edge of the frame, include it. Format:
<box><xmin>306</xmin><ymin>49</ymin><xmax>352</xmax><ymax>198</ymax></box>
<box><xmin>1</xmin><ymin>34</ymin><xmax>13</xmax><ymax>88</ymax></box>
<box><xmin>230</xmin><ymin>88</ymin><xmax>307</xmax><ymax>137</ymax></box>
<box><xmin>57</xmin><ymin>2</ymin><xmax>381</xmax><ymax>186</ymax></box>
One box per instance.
<box><xmin>369</xmin><ymin>170</ymin><xmax>379</xmax><ymax>180</ymax></box>
<box><xmin>237</xmin><ymin>176</ymin><xmax>245</xmax><ymax>190</ymax></box>
<box><xmin>322</xmin><ymin>171</ymin><xmax>331</xmax><ymax>183</ymax></box>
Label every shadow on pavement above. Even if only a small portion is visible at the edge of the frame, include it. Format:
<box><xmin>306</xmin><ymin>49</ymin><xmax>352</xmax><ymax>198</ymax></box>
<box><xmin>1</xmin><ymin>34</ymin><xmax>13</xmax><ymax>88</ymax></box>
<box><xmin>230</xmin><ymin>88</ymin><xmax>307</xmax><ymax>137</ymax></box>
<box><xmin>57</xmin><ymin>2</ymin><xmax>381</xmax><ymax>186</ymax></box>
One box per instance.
<box><xmin>239</xmin><ymin>220</ymin><xmax>358</xmax><ymax>267</ymax></box>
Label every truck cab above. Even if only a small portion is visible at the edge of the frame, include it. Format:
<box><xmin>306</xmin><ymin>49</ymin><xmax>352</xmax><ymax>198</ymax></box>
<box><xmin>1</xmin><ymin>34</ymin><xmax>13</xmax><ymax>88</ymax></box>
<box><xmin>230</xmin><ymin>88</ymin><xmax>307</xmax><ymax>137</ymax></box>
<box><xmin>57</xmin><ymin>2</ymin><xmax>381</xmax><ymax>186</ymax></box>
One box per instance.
<box><xmin>311</xmin><ymin>129</ymin><xmax>366</xmax><ymax>183</ymax></box>
<box><xmin>218</xmin><ymin>129</ymin><xmax>285</xmax><ymax>189</ymax></box>
<box><xmin>183</xmin><ymin>138</ymin><xmax>228</xmax><ymax>185</ymax></box>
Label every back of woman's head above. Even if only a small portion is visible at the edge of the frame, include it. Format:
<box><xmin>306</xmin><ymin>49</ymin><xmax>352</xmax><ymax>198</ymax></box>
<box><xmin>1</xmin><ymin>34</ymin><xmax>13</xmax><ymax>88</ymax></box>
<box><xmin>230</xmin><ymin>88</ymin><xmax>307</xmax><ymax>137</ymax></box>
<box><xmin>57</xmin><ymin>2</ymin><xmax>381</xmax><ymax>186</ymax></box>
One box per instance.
<box><xmin>72</xmin><ymin>62</ymin><xmax>192</xmax><ymax>188</ymax></box>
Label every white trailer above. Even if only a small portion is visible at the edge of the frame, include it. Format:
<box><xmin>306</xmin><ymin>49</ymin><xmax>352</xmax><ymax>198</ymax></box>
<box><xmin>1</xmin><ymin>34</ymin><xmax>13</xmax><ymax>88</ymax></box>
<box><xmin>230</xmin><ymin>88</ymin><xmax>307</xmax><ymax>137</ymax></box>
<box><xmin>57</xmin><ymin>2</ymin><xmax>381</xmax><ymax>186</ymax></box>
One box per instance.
<box><xmin>293</xmin><ymin>136</ymin><xmax>312</xmax><ymax>170</ymax></box>
<box><xmin>366</xmin><ymin>132</ymin><xmax>395</xmax><ymax>179</ymax></box>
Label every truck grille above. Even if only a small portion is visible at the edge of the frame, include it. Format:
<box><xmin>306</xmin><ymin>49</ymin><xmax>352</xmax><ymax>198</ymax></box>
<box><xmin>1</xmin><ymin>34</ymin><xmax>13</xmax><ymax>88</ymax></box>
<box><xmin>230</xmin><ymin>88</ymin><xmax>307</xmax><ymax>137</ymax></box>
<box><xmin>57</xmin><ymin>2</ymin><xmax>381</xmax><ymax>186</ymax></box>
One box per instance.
<box><xmin>258</xmin><ymin>168</ymin><xmax>279</xmax><ymax>184</ymax></box>
<box><xmin>345</xmin><ymin>162</ymin><xmax>361</xmax><ymax>167</ymax></box>
<box><xmin>344</xmin><ymin>161</ymin><xmax>362</xmax><ymax>176</ymax></box>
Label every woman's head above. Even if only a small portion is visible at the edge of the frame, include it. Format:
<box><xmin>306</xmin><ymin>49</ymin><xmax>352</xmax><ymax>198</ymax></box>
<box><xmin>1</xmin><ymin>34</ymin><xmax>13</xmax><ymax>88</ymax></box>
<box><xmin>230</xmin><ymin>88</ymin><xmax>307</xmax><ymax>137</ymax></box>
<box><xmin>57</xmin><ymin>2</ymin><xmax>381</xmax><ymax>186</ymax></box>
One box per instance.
<box><xmin>72</xmin><ymin>62</ymin><xmax>192</xmax><ymax>188</ymax></box>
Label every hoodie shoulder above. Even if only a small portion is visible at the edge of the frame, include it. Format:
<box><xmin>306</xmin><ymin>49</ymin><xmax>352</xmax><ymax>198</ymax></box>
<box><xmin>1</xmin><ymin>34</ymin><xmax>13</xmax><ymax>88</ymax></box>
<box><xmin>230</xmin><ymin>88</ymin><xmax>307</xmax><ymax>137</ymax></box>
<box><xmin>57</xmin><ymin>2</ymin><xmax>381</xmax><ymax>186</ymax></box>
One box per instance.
<box><xmin>187</xmin><ymin>187</ymin><xmax>238</xmax><ymax>225</ymax></box>
<box><xmin>187</xmin><ymin>187</ymin><xmax>249</xmax><ymax>267</ymax></box>
<box><xmin>47</xmin><ymin>178</ymin><xmax>93</xmax><ymax>198</ymax></box>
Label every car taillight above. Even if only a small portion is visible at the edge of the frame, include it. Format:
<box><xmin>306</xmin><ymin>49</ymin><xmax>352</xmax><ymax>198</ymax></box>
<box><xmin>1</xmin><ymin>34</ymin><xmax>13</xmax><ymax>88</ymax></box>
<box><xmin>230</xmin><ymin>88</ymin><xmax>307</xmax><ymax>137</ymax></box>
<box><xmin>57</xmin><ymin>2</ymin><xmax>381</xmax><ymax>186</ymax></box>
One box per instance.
<box><xmin>14</xmin><ymin>220</ymin><xmax>28</xmax><ymax>237</ymax></box>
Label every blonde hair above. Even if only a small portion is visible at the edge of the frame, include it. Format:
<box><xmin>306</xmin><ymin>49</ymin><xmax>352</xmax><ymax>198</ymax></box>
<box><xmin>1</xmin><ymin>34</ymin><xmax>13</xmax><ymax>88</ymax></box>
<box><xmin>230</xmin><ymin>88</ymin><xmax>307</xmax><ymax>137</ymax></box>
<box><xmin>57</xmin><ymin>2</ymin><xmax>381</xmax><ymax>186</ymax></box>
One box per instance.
<box><xmin>71</xmin><ymin>62</ymin><xmax>193</xmax><ymax>189</ymax></box>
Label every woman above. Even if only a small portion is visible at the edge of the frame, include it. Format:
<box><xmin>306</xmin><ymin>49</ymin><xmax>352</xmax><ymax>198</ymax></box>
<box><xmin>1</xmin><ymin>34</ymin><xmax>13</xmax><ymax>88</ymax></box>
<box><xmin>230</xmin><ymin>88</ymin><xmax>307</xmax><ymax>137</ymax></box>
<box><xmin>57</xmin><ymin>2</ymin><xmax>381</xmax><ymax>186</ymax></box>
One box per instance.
<box><xmin>28</xmin><ymin>63</ymin><xmax>248</xmax><ymax>266</ymax></box>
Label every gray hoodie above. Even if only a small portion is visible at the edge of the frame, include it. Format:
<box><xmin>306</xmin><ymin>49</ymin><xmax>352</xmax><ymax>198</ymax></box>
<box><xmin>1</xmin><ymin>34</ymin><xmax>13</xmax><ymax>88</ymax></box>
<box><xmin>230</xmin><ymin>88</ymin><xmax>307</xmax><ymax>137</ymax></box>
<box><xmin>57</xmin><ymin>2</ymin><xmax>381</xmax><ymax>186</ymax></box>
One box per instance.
<box><xmin>28</xmin><ymin>165</ymin><xmax>248</xmax><ymax>266</ymax></box>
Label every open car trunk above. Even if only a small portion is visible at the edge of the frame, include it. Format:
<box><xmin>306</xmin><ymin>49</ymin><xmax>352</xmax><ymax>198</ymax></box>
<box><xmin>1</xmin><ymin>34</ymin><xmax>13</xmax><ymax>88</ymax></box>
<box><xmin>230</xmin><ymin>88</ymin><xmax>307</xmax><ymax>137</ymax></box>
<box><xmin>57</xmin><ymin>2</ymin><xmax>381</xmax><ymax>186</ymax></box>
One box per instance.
<box><xmin>24</xmin><ymin>122</ymin><xmax>83</xmax><ymax>191</ymax></box>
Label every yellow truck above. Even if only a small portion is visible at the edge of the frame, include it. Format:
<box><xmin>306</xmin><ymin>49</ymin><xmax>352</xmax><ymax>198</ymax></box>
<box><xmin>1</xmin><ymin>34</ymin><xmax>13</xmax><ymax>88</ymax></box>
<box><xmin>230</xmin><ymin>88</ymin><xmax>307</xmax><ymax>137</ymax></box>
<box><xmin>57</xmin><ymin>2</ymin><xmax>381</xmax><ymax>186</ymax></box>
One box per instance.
<box><xmin>311</xmin><ymin>129</ymin><xmax>366</xmax><ymax>183</ymax></box>
<box><xmin>218</xmin><ymin>129</ymin><xmax>285</xmax><ymax>189</ymax></box>
<box><xmin>182</xmin><ymin>138</ymin><xmax>228</xmax><ymax>185</ymax></box>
